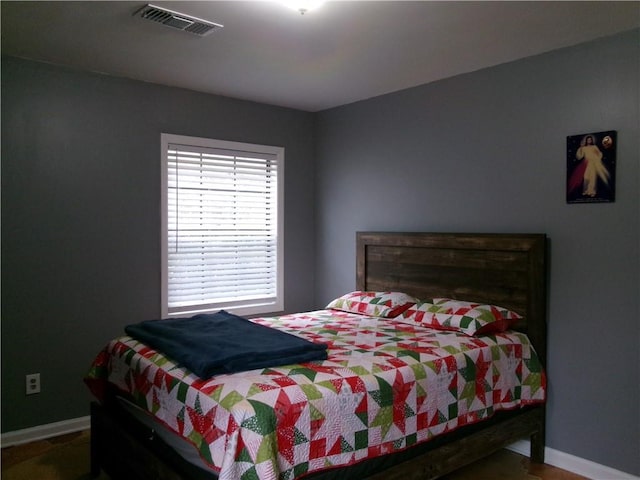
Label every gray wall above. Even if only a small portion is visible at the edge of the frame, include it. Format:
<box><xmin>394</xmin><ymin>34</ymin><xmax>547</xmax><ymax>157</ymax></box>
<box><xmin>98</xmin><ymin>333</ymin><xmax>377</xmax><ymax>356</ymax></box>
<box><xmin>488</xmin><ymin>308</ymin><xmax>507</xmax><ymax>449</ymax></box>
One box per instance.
<box><xmin>1</xmin><ymin>56</ymin><xmax>316</xmax><ymax>431</ymax></box>
<box><xmin>315</xmin><ymin>29</ymin><xmax>639</xmax><ymax>475</ymax></box>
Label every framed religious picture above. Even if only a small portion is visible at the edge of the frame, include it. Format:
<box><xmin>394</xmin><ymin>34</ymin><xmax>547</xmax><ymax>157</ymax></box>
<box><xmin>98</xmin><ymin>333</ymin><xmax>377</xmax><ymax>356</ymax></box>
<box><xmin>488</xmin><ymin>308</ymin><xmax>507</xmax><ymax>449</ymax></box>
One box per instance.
<box><xmin>566</xmin><ymin>130</ymin><xmax>616</xmax><ymax>203</ymax></box>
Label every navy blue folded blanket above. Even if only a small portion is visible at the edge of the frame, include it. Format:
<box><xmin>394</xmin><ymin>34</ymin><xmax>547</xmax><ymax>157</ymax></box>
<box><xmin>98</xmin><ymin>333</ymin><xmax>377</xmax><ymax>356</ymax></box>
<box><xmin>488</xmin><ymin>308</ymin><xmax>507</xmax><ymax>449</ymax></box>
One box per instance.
<box><xmin>124</xmin><ymin>310</ymin><xmax>328</xmax><ymax>379</ymax></box>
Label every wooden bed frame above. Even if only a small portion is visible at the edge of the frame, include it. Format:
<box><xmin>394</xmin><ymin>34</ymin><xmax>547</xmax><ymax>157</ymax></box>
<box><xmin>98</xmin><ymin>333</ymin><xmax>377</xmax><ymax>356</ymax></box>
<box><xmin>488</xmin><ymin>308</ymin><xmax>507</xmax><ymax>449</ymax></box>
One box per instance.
<box><xmin>90</xmin><ymin>232</ymin><xmax>547</xmax><ymax>480</ymax></box>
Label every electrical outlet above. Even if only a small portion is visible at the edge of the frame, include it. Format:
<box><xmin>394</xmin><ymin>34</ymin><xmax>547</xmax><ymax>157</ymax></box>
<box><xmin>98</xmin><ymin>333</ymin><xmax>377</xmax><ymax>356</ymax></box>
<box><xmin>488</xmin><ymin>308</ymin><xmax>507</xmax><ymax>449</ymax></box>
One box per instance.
<box><xmin>26</xmin><ymin>373</ymin><xmax>41</xmax><ymax>395</ymax></box>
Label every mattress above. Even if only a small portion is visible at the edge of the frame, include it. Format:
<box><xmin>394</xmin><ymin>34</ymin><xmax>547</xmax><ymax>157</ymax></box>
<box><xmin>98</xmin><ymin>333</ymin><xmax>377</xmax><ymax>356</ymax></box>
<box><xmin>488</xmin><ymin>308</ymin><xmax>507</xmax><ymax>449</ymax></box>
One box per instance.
<box><xmin>86</xmin><ymin>309</ymin><xmax>546</xmax><ymax>480</ymax></box>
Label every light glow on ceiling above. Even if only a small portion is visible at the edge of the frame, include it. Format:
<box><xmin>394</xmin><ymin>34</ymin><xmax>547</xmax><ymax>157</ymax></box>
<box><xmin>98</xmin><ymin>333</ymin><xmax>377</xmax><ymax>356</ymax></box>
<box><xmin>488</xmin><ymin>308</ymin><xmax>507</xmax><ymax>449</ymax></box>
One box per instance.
<box><xmin>279</xmin><ymin>0</ymin><xmax>325</xmax><ymax>15</ymax></box>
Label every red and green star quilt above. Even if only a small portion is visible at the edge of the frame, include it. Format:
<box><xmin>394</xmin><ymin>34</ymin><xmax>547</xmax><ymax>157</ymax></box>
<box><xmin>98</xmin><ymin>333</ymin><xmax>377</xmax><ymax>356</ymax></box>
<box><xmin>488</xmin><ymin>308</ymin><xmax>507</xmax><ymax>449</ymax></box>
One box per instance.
<box><xmin>86</xmin><ymin>309</ymin><xmax>546</xmax><ymax>480</ymax></box>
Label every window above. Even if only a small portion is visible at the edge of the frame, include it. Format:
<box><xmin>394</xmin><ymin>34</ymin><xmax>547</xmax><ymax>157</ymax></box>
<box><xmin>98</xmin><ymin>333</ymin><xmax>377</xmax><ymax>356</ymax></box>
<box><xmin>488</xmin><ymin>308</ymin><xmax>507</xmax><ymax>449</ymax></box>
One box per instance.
<box><xmin>161</xmin><ymin>134</ymin><xmax>284</xmax><ymax>317</ymax></box>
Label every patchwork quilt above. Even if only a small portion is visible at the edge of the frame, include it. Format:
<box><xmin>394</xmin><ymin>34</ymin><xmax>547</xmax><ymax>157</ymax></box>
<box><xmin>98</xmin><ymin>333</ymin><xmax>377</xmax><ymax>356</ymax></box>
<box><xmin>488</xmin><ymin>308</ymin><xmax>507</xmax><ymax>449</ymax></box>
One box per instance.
<box><xmin>85</xmin><ymin>310</ymin><xmax>546</xmax><ymax>480</ymax></box>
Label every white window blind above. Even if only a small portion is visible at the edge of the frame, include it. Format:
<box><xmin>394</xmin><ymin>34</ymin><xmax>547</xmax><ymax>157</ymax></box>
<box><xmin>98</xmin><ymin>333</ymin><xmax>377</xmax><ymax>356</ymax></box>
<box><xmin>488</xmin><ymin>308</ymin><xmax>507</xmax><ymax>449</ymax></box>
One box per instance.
<box><xmin>161</xmin><ymin>134</ymin><xmax>284</xmax><ymax>317</ymax></box>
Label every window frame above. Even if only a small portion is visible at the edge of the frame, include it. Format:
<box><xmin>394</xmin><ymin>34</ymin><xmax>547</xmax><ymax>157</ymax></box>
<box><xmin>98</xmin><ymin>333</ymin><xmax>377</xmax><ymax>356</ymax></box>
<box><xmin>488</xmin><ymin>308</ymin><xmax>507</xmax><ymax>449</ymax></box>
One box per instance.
<box><xmin>160</xmin><ymin>133</ymin><xmax>284</xmax><ymax>318</ymax></box>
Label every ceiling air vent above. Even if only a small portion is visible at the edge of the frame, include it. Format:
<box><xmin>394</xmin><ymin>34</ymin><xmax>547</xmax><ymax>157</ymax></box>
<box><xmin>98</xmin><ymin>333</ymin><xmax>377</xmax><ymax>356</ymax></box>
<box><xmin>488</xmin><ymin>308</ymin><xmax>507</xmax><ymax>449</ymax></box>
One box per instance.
<box><xmin>135</xmin><ymin>4</ymin><xmax>223</xmax><ymax>37</ymax></box>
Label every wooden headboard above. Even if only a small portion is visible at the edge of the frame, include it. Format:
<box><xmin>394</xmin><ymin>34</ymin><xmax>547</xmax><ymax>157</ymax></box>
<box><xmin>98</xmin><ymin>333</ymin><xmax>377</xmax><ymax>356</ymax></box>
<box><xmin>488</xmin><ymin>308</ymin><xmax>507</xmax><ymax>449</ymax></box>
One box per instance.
<box><xmin>356</xmin><ymin>232</ymin><xmax>547</xmax><ymax>364</ymax></box>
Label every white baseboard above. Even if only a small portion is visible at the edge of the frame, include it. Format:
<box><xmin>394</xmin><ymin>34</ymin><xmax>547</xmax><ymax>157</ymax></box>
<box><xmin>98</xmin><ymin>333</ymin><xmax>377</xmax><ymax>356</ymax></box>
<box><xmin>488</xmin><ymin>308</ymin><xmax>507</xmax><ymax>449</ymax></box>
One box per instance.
<box><xmin>1</xmin><ymin>416</ymin><xmax>90</xmax><ymax>447</ymax></box>
<box><xmin>1</xmin><ymin>418</ymin><xmax>637</xmax><ymax>480</ymax></box>
<box><xmin>508</xmin><ymin>440</ymin><xmax>639</xmax><ymax>480</ymax></box>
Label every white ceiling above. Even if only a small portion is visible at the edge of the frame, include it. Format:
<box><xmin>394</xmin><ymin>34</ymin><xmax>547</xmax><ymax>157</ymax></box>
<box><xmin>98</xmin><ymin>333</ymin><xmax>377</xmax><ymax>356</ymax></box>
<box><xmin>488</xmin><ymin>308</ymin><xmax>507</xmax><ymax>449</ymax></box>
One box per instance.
<box><xmin>2</xmin><ymin>1</ymin><xmax>639</xmax><ymax>112</ymax></box>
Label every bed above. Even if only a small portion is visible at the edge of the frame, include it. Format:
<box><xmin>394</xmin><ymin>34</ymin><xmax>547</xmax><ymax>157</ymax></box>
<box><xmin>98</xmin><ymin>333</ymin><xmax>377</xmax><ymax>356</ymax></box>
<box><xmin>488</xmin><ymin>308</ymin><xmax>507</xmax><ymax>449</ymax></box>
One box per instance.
<box><xmin>86</xmin><ymin>231</ymin><xmax>547</xmax><ymax>480</ymax></box>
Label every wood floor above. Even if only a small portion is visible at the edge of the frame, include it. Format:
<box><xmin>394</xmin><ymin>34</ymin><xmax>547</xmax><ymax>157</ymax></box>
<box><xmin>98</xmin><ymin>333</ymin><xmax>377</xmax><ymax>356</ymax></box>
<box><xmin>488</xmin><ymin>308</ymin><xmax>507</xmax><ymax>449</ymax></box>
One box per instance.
<box><xmin>1</xmin><ymin>430</ymin><xmax>589</xmax><ymax>480</ymax></box>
